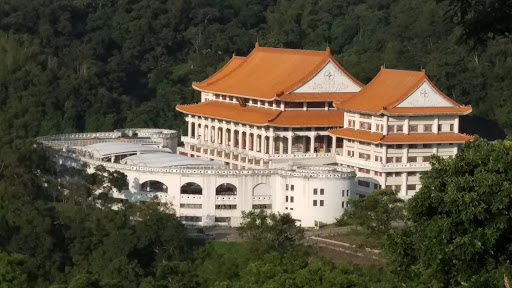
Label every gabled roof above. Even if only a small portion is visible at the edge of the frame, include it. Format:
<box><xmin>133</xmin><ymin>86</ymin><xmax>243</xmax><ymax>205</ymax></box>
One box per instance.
<box><xmin>334</xmin><ymin>68</ymin><xmax>472</xmax><ymax>115</ymax></box>
<box><xmin>176</xmin><ymin>101</ymin><xmax>344</xmax><ymax>127</ymax></box>
<box><xmin>328</xmin><ymin>128</ymin><xmax>474</xmax><ymax>144</ymax></box>
<box><xmin>193</xmin><ymin>44</ymin><xmax>362</xmax><ymax>101</ymax></box>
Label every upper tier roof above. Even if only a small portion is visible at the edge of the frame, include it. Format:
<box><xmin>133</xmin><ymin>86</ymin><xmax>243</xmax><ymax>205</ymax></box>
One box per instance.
<box><xmin>177</xmin><ymin>101</ymin><xmax>344</xmax><ymax>127</ymax></box>
<box><xmin>192</xmin><ymin>44</ymin><xmax>363</xmax><ymax>101</ymax></box>
<box><xmin>334</xmin><ymin>67</ymin><xmax>472</xmax><ymax>115</ymax></box>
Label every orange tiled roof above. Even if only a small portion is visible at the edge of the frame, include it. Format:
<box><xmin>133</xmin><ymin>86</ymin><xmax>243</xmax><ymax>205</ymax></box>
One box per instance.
<box><xmin>193</xmin><ymin>45</ymin><xmax>362</xmax><ymax>100</ymax></box>
<box><xmin>328</xmin><ymin>128</ymin><xmax>473</xmax><ymax>144</ymax></box>
<box><xmin>177</xmin><ymin>101</ymin><xmax>344</xmax><ymax>127</ymax></box>
<box><xmin>176</xmin><ymin>101</ymin><xmax>280</xmax><ymax>125</ymax></box>
<box><xmin>382</xmin><ymin>106</ymin><xmax>472</xmax><ymax>115</ymax></box>
<box><xmin>334</xmin><ymin>68</ymin><xmax>471</xmax><ymax>115</ymax></box>
<box><xmin>381</xmin><ymin>133</ymin><xmax>474</xmax><ymax>143</ymax></box>
<box><xmin>199</xmin><ymin>56</ymin><xmax>245</xmax><ymax>84</ymax></box>
<box><xmin>278</xmin><ymin>92</ymin><xmax>356</xmax><ymax>102</ymax></box>
<box><xmin>269</xmin><ymin>110</ymin><xmax>344</xmax><ymax>127</ymax></box>
<box><xmin>328</xmin><ymin>128</ymin><xmax>384</xmax><ymax>143</ymax></box>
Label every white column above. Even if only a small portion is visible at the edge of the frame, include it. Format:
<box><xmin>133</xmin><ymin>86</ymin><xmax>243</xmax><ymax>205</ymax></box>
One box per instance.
<box><xmin>252</xmin><ymin>133</ymin><xmax>257</xmax><ymax>152</ymax></box>
<box><xmin>245</xmin><ymin>127</ymin><xmax>250</xmax><ymax>151</ymax></box>
<box><xmin>434</xmin><ymin>117</ymin><xmax>439</xmax><ymax>134</ymax></box>
<box><xmin>288</xmin><ymin>132</ymin><xmax>293</xmax><ymax>154</ymax></box>
<box><xmin>403</xmin><ymin>146</ymin><xmax>408</xmax><ymax>163</ymax></box>
<box><xmin>454</xmin><ymin>117</ymin><xmax>460</xmax><ymax>133</ymax></box>
<box><xmin>230</xmin><ymin>125</ymin><xmax>235</xmax><ymax>149</ymax></box>
<box><xmin>331</xmin><ymin>135</ymin><xmax>337</xmax><ymax>154</ymax></box>
<box><xmin>401</xmin><ymin>172</ymin><xmax>408</xmax><ymax>197</ymax></box>
<box><xmin>382</xmin><ymin>145</ymin><xmax>387</xmax><ymax>164</ymax></box>
<box><xmin>279</xmin><ymin>137</ymin><xmax>284</xmax><ymax>154</ymax></box>
<box><xmin>187</xmin><ymin>117</ymin><xmax>192</xmax><ymax>137</ymax></box>
<box><xmin>310</xmin><ymin>133</ymin><xmax>315</xmax><ymax>153</ymax></box>
<box><xmin>371</xmin><ymin>116</ymin><xmax>376</xmax><ymax>132</ymax></box>
<box><xmin>270</xmin><ymin>127</ymin><xmax>275</xmax><ymax>154</ymax></box>
<box><xmin>194</xmin><ymin>118</ymin><xmax>199</xmax><ymax>139</ymax></box>
<box><xmin>208</xmin><ymin>124</ymin><xmax>212</xmax><ymax>143</ymax></box>
<box><xmin>383</xmin><ymin>116</ymin><xmax>389</xmax><ymax>135</ymax></box>
<box><xmin>404</xmin><ymin>117</ymin><xmax>410</xmax><ymax>134</ymax></box>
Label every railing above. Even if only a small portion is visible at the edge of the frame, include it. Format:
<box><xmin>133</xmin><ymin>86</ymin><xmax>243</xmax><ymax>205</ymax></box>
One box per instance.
<box><xmin>336</xmin><ymin>155</ymin><xmax>431</xmax><ymax>171</ymax></box>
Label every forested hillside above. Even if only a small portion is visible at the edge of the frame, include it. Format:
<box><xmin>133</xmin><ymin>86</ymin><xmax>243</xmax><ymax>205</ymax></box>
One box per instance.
<box><xmin>0</xmin><ymin>0</ymin><xmax>511</xmax><ymax>140</ymax></box>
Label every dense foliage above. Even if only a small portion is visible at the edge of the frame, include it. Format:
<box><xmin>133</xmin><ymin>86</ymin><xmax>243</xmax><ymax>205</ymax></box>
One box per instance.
<box><xmin>0</xmin><ymin>0</ymin><xmax>511</xmax><ymax>139</ymax></box>
<box><xmin>2</xmin><ymin>0</ymin><xmax>512</xmax><ymax>287</ymax></box>
<box><xmin>387</xmin><ymin>137</ymin><xmax>512</xmax><ymax>287</ymax></box>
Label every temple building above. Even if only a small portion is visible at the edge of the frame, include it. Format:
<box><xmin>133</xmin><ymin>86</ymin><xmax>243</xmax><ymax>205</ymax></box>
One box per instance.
<box><xmin>177</xmin><ymin>44</ymin><xmax>473</xmax><ymax>198</ymax></box>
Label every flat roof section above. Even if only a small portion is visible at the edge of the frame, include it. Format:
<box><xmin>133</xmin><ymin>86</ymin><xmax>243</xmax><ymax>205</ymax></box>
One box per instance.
<box><xmin>121</xmin><ymin>153</ymin><xmax>224</xmax><ymax>168</ymax></box>
<box><xmin>83</xmin><ymin>142</ymin><xmax>171</xmax><ymax>158</ymax></box>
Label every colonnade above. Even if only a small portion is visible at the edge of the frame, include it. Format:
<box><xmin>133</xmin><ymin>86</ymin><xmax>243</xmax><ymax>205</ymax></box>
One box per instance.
<box><xmin>185</xmin><ymin>116</ymin><xmax>338</xmax><ymax>156</ymax></box>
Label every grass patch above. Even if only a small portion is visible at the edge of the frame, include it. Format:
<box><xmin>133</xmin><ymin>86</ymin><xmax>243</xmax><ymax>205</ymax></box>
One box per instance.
<box><xmin>320</xmin><ymin>228</ymin><xmax>383</xmax><ymax>250</ymax></box>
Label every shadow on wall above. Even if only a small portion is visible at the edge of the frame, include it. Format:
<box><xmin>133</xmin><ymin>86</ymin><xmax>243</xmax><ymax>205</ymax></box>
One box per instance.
<box><xmin>460</xmin><ymin>115</ymin><xmax>506</xmax><ymax>141</ymax></box>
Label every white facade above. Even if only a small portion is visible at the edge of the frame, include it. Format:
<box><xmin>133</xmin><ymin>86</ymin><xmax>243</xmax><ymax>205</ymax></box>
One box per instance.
<box><xmin>40</xmin><ymin>130</ymin><xmax>356</xmax><ymax>227</ymax></box>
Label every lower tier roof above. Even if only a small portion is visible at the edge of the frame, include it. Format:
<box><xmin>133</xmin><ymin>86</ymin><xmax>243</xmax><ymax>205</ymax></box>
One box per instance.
<box><xmin>328</xmin><ymin>128</ymin><xmax>474</xmax><ymax>144</ymax></box>
<box><xmin>177</xmin><ymin>101</ymin><xmax>344</xmax><ymax>127</ymax></box>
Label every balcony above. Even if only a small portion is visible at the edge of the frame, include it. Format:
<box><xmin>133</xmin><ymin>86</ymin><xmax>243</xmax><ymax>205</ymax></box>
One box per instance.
<box><xmin>336</xmin><ymin>155</ymin><xmax>431</xmax><ymax>172</ymax></box>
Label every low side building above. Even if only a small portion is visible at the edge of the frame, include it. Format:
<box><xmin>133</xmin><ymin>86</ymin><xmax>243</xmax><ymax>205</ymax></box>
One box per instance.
<box><xmin>41</xmin><ymin>130</ymin><xmax>356</xmax><ymax>227</ymax></box>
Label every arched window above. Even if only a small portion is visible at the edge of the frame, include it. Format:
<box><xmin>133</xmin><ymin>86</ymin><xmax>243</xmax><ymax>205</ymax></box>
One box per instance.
<box><xmin>181</xmin><ymin>182</ymin><xmax>202</xmax><ymax>195</ymax></box>
<box><xmin>216</xmin><ymin>183</ymin><xmax>237</xmax><ymax>196</ymax></box>
<box><xmin>252</xmin><ymin>183</ymin><xmax>271</xmax><ymax>196</ymax></box>
<box><xmin>140</xmin><ymin>180</ymin><xmax>168</xmax><ymax>193</ymax></box>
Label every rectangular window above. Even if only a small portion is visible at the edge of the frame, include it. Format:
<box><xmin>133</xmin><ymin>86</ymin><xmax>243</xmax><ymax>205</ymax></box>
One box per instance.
<box><xmin>408</xmin><ymin>156</ymin><xmax>417</xmax><ymax>163</ymax></box>
<box><xmin>394</xmin><ymin>172</ymin><xmax>401</xmax><ymax>177</ymax></box>
<box><xmin>215</xmin><ymin>204</ymin><xmax>237</xmax><ymax>210</ymax></box>
<box><xmin>290</xmin><ymin>208</ymin><xmax>294</xmax><ymax>210</ymax></box>
<box><xmin>286</xmin><ymin>196</ymin><xmax>288</xmax><ymax>202</ymax></box>
<box><xmin>313</xmin><ymin>188</ymin><xmax>317</xmax><ymax>195</ymax></box>
<box><xmin>424</xmin><ymin>124</ymin><xmax>432</xmax><ymax>132</ymax></box>
<box><xmin>409</xmin><ymin>144</ymin><xmax>418</xmax><ymax>149</ymax></box>
<box><xmin>423</xmin><ymin>144</ymin><xmax>432</xmax><ymax>148</ymax></box>
<box><xmin>373</xmin><ymin>183</ymin><xmax>381</xmax><ymax>190</ymax></box>
<box><xmin>395</xmin><ymin>144</ymin><xmax>403</xmax><ymax>149</ymax></box>
<box><xmin>342</xmin><ymin>190</ymin><xmax>345</xmax><ymax>197</ymax></box>
<box><xmin>394</xmin><ymin>185</ymin><xmax>401</xmax><ymax>192</ymax></box>
<box><xmin>386</xmin><ymin>157</ymin><xmax>394</xmax><ymax>163</ymax></box>
<box><xmin>291</xmin><ymin>185</ymin><xmax>294</xmax><ymax>191</ymax></box>
<box><xmin>358</xmin><ymin>180</ymin><xmax>370</xmax><ymax>187</ymax></box>
<box><xmin>320</xmin><ymin>189</ymin><xmax>324</xmax><ymax>195</ymax></box>
<box><xmin>215</xmin><ymin>217</ymin><xmax>231</xmax><ymax>223</ymax></box>
<box><xmin>388</xmin><ymin>125</ymin><xmax>395</xmax><ymax>133</ymax></box>
<box><xmin>408</xmin><ymin>172</ymin><xmax>417</xmax><ymax>176</ymax></box>
<box><xmin>341</xmin><ymin>201</ymin><xmax>345</xmax><ymax>208</ymax></box>
<box><xmin>313</xmin><ymin>200</ymin><xmax>317</xmax><ymax>206</ymax></box>
<box><xmin>252</xmin><ymin>204</ymin><xmax>272</xmax><ymax>210</ymax></box>
<box><xmin>359</xmin><ymin>152</ymin><xmax>370</xmax><ymax>160</ymax></box>
<box><xmin>450</xmin><ymin>124</ymin><xmax>454</xmax><ymax>132</ymax></box>
<box><xmin>359</xmin><ymin>121</ymin><xmax>371</xmax><ymax>130</ymax></box>
<box><xmin>180</xmin><ymin>204</ymin><xmax>202</xmax><ymax>209</ymax></box>
<box><xmin>409</xmin><ymin>125</ymin><xmax>418</xmax><ymax>132</ymax></box>
<box><xmin>347</xmin><ymin>189</ymin><xmax>350</xmax><ymax>196</ymax></box>
<box><xmin>286</xmin><ymin>184</ymin><xmax>289</xmax><ymax>191</ymax></box>
<box><xmin>358</xmin><ymin>168</ymin><xmax>370</xmax><ymax>174</ymax></box>
<box><xmin>320</xmin><ymin>200</ymin><xmax>324</xmax><ymax>206</ymax></box>
<box><xmin>180</xmin><ymin>216</ymin><xmax>202</xmax><ymax>222</ymax></box>
<box><xmin>423</xmin><ymin>156</ymin><xmax>431</xmax><ymax>162</ymax></box>
<box><xmin>396</xmin><ymin>125</ymin><xmax>404</xmax><ymax>132</ymax></box>
<box><xmin>290</xmin><ymin>196</ymin><xmax>294</xmax><ymax>203</ymax></box>
<box><xmin>407</xmin><ymin>184</ymin><xmax>417</xmax><ymax>191</ymax></box>
<box><xmin>395</xmin><ymin>157</ymin><xmax>402</xmax><ymax>163</ymax></box>
<box><xmin>438</xmin><ymin>124</ymin><xmax>443</xmax><ymax>132</ymax></box>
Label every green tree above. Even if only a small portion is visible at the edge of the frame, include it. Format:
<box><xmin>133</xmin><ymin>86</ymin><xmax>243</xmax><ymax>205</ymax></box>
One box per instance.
<box><xmin>387</xmin><ymin>137</ymin><xmax>512</xmax><ymax>287</ymax></box>
<box><xmin>0</xmin><ymin>253</ymin><xmax>28</xmax><ymax>288</ymax></box>
<box><xmin>337</xmin><ymin>189</ymin><xmax>405</xmax><ymax>236</ymax></box>
<box><xmin>237</xmin><ymin>210</ymin><xmax>305</xmax><ymax>254</ymax></box>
